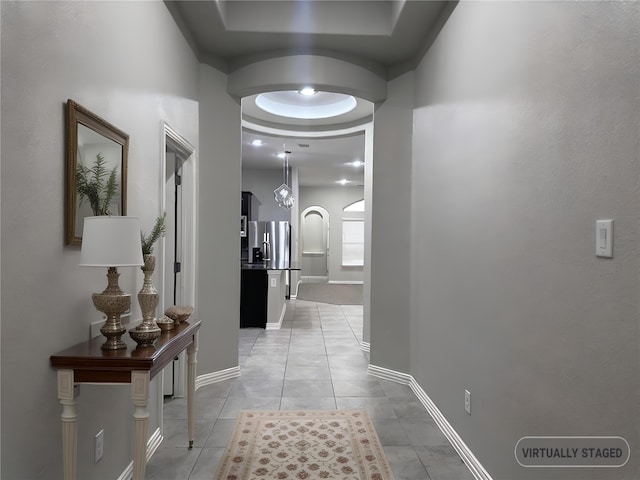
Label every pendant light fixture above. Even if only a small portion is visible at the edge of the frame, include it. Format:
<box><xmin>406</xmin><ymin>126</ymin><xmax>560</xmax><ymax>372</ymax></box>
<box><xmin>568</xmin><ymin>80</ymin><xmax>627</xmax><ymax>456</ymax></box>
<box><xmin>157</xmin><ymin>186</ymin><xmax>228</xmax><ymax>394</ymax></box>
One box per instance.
<box><xmin>274</xmin><ymin>145</ymin><xmax>294</xmax><ymax>211</ymax></box>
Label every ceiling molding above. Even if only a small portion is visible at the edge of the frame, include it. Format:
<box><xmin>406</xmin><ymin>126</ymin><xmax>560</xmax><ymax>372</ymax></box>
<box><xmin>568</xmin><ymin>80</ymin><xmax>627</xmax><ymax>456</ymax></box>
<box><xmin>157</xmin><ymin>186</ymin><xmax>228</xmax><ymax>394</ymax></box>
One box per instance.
<box><xmin>228</xmin><ymin>54</ymin><xmax>387</xmax><ymax>103</ymax></box>
<box><xmin>166</xmin><ymin>0</ymin><xmax>452</xmax><ymax>79</ymax></box>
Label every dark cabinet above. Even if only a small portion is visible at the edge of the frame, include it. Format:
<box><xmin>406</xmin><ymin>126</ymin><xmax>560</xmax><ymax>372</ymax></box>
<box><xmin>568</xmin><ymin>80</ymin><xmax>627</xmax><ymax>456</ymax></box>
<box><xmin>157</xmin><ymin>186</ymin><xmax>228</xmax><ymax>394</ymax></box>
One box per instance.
<box><xmin>240</xmin><ymin>269</ymin><xmax>267</xmax><ymax>328</ymax></box>
<box><xmin>241</xmin><ymin>191</ymin><xmax>258</xmax><ymax>220</ymax></box>
<box><xmin>241</xmin><ymin>192</ymin><xmax>259</xmax><ymax>262</ymax></box>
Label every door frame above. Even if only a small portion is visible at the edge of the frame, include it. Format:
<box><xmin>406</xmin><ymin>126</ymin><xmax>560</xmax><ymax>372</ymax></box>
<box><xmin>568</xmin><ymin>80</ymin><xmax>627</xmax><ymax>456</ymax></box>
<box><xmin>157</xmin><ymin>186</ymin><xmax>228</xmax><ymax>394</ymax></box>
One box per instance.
<box><xmin>159</xmin><ymin>122</ymin><xmax>197</xmax><ymax>398</ymax></box>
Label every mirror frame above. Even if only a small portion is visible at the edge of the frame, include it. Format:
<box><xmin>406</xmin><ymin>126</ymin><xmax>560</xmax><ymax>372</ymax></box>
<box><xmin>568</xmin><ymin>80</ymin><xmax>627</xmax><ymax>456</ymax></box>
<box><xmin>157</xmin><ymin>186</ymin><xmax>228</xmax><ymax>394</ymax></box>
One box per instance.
<box><xmin>65</xmin><ymin>99</ymin><xmax>129</xmax><ymax>246</ymax></box>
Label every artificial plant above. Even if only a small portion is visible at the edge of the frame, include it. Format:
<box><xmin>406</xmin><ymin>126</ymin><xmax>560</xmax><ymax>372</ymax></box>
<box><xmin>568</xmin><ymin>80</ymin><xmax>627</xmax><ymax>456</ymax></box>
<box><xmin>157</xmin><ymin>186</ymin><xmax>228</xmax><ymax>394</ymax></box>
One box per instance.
<box><xmin>141</xmin><ymin>213</ymin><xmax>167</xmax><ymax>256</ymax></box>
<box><xmin>76</xmin><ymin>153</ymin><xmax>118</xmax><ymax>216</ymax></box>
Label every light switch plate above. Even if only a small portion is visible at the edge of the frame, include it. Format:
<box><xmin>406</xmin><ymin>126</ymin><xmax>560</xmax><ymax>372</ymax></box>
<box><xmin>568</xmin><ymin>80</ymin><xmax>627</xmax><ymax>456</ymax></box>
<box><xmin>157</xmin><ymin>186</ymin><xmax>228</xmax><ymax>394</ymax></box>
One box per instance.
<box><xmin>596</xmin><ymin>220</ymin><xmax>613</xmax><ymax>258</ymax></box>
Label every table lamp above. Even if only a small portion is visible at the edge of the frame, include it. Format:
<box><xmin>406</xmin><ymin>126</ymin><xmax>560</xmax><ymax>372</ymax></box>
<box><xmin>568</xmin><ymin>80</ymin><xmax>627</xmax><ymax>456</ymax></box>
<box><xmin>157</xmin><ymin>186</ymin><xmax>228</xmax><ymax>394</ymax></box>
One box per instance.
<box><xmin>80</xmin><ymin>216</ymin><xmax>144</xmax><ymax>350</ymax></box>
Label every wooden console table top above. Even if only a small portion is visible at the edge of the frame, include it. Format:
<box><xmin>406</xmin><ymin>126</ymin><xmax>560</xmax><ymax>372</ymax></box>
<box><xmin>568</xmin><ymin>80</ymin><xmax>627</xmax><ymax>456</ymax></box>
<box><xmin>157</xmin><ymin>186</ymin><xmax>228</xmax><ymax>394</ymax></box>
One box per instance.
<box><xmin>50</xmin><ymin>320</ymin><xmax>201</xmax><ymax>383</ymax></box>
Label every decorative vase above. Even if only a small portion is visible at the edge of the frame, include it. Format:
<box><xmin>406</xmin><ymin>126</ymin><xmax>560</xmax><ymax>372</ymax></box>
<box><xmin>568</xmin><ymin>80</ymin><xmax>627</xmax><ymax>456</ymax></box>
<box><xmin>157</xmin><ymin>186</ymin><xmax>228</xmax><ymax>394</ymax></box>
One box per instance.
<box><xmin>129</xmin><ymin>254</ymin><xmax>161</xmax><ymax>346</ymax></box>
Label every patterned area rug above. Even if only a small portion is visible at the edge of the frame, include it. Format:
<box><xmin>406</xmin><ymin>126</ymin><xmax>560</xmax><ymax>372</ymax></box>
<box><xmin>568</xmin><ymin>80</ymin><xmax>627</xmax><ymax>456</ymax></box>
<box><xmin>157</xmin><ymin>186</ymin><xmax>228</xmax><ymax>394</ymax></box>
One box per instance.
<box><xmin>215</xmin><ymin>410</ymin><xmax>394</xmax><ymax>480</ymax></box>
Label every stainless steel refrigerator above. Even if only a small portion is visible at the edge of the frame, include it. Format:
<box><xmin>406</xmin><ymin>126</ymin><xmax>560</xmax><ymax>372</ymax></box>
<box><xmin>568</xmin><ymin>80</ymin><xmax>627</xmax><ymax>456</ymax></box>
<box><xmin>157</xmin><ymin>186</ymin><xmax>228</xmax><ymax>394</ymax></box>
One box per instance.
<box><xmin>248</xmin><ymin>221</ymin><xmax>290</xmax><ymax>266</ymax></box>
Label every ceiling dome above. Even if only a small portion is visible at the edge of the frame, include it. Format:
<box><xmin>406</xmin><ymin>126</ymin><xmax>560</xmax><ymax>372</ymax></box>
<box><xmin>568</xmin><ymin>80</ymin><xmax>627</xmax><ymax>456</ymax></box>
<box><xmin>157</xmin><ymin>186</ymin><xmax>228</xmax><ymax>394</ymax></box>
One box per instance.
<box><xmin>255</xmin><ymin>91</ymin><xmax>357</xmax><ymax>120</ymax></box>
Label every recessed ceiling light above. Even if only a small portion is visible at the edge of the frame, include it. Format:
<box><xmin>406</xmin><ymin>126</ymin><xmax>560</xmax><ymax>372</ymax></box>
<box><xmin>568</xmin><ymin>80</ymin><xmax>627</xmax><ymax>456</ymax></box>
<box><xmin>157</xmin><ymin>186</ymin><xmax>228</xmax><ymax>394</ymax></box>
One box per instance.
<box><xmin>299</xmin><ymin>87</ymin><xmax>316</xmax><ymax>96</ymax></box>
<box><xmin>277</xmin><ymin>153</ymin><xmax>286</xmax><ymax>159</ymax></box>
<box><xmin>251</xmin><ymin>139</ymin><xmax>263</xmax><ymax>146</ymax></box>
<box><xmin>336</xmin><ymin>179</ymin><xmax>352</xmax><ymax>185</ymax></box>
<box><xmin>348</xmin><ymin>160</ymin><xmax>364</xmax><ymax>167</ymax></box>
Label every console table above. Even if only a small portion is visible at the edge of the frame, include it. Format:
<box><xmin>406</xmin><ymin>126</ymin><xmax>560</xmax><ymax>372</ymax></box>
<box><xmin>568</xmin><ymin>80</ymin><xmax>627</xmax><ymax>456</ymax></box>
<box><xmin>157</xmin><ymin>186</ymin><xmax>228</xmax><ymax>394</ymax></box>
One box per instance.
<box><xmin>50</xmin><ymin>320</ymin><xmax>201</xmax><ymax>480</ymax></box>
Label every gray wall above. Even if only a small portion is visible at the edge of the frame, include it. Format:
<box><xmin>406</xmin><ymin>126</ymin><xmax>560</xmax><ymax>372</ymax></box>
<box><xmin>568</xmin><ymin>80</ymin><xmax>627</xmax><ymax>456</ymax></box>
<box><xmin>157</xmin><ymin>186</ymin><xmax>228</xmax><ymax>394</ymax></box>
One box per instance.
<box><xmin>1</xmin><ymin>1</ymin><xmax>201</xmax><ymax>478</ymax></box>
<box><xmin>410</xmin><ymin>2</ymin><xmax>639</xmax><ymax>479</ymax></box>
<box><xmin>197</xmin><ymin>64</ymin><xmax>242</xmax><ymax>374</ymax></box>
<box><xmin>369</xmin><ymin>72</ymin><xmax>414</xmax><ymax>373</ymax></box>
<box><xmin>299</xmin><ymin>186</ymin><xmax>365</xmax><ymax>284</ymax></box>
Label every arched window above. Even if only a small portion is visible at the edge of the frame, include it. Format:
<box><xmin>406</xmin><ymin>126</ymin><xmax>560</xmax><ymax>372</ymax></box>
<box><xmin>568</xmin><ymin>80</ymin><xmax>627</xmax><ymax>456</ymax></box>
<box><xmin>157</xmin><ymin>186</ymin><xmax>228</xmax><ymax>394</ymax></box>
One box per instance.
<box><xmin>344</xmin><ymin>199</ymin><xmax>365</xmax><ymax>212</ymax></box>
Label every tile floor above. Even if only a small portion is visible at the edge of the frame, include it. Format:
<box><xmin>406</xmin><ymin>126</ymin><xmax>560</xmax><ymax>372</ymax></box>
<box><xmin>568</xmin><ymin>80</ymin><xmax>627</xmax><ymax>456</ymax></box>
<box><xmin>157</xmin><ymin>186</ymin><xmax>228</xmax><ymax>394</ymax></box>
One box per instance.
<box><xmin>145</xmin><ymin>299</ymin><xmax>474</xmax><ymax>480</ymax></box>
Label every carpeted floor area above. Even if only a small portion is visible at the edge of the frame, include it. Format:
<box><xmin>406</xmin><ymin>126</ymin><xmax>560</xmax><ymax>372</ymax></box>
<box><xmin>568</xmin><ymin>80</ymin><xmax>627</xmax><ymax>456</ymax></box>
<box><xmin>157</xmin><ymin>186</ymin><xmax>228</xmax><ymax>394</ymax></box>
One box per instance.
<box><xmin>215</xmin><ymin>409</ymin><xmax>394</xmax><ymax>480</ymax></box>
<box><xmin>295</xmin><ymin>282</ymin><xmax>363</xmax><ymax>305</ymax></box>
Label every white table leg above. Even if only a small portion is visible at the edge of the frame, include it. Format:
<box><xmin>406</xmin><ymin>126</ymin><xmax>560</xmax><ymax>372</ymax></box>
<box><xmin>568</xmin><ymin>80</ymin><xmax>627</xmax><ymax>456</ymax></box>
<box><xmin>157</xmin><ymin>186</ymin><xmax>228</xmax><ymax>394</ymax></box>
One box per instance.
<box><xmin>186</xmin><ymin>333</ymin><xmax>199</xmax><ymax>448</ymax></box>
<box><xmin>131</xmin><ymin>371</ymin><xmax>150</xmax><ymax>480</ymax></box>
<box><xmin>57</xmin><ymin>370</ymin><xmax>77</xmax><ymax>480</ymax></box>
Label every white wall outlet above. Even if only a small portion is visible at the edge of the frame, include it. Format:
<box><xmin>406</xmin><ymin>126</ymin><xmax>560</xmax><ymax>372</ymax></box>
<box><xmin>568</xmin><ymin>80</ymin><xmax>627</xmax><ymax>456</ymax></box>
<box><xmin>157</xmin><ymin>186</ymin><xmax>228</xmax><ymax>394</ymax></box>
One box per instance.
<box><xmin>270</xmin><ymin>277</ymin><xmax>277</xmax><ymax>287</ymax></box>
<box><xmin>596</xmin><ymin>219</ymin><xmax>613</xmax><ymax>258</ymax></box>
<box><xmin>94</xmin><ymin>429</ymin><xmax>104</xmax><ymax>463</ymax></box>
<box><xmin>90</xmin><ymin>320</ymin><xmax>103</xmax><ymax>339</ymax></box>
<box><xmin>465</xmin><ymin>389</ymin><xmax>471</xmax><ymax>415</ymax></box>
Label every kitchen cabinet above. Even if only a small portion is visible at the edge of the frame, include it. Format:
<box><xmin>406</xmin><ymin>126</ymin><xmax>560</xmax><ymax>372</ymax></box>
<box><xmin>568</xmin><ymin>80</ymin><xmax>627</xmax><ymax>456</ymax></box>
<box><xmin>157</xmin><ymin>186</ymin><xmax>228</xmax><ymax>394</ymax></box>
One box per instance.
<box><xmin>240</xmin><ymin>268</ymin><xmax>268</xmax><ymax>328</ymax></box>
<box><xmin>240</xmin><ymin>263</ymin><xmax>300</xmax><ymax>329</ymax></box>
<box><xmin>241</xmin><ymin>191</ymin><xmax>259</xmax><ymax>220</ymax></box>
<box><xmin>241</xmin><ymin>191</ymin><xmax>259</xmax><ymax>262</ymax></box>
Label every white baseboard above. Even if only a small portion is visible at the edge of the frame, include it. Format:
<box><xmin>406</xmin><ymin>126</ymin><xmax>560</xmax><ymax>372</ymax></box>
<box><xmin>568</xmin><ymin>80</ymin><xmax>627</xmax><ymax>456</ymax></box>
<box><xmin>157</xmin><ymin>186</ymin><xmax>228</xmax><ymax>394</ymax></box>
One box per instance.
<box><xmin>301</xmin><ymin>276</ymin><xmax>328</xmax><ymax>283</ymax></box>
<box><xmin>116</xmin><ymin>427</ymin><xmax>163</xmax><ymax>480</ymax></box>
<box><xmin>367</xmin><ymin>364</ymin><xmax>493</xmax><ymax>480</ymax></box>
<box><xmin>367</xmin><ymin>364</ymin><xmax>411</xmax><ymax>385</ymax></box>
<box><xmin>360</xmin><ymin>341</ymin><xmax>371</xmax><ymax>353</ymax></box>
<box><xmin>266</xmin><ymin>303</ymin><xmax>286</xmax><ymax>330</ymax></box>
<box><xmin>195</xmin><ymin>366</ymin><xmax>241</xmax><ymax>390</ymax></box>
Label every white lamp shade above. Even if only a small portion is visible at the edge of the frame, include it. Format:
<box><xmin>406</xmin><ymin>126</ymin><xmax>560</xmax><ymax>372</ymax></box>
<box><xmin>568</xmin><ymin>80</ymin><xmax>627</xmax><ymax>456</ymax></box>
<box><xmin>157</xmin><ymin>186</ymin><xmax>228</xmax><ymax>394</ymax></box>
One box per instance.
<box><xmin>80</xmin><ymin>216</ymin><xmax>144</xmax><ymax>267</ymax></box>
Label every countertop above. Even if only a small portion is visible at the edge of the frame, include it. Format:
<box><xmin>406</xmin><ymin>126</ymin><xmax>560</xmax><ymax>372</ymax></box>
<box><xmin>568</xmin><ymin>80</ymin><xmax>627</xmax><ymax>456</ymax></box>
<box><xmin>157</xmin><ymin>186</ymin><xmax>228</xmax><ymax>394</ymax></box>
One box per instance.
<box><xmin>241</xmin><ymin>260</ymin><xmax>301</xmax><ymax>271</ymax></box>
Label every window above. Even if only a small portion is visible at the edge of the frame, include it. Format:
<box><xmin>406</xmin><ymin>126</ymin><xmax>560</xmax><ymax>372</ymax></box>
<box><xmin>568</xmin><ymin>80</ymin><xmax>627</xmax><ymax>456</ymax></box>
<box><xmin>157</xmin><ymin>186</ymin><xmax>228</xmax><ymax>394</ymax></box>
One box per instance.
<box><xmin>344</xmin><ymin>199</ymin><xmax>365</xmax><ymax>212</ymax></box>
<box><xmin>342</xmin><ymin>218</ymin><xmax>364</xmax><ymax>266</ymax></box>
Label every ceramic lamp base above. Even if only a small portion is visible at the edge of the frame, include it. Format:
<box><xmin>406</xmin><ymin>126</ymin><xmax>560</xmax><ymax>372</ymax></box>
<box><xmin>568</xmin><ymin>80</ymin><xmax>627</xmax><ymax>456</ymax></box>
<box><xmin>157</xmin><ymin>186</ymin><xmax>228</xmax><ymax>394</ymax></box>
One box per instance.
<box><xmin>92</xmin><ymin>275</ymin><xmax>131</xmax><ymax>351</ymax></box>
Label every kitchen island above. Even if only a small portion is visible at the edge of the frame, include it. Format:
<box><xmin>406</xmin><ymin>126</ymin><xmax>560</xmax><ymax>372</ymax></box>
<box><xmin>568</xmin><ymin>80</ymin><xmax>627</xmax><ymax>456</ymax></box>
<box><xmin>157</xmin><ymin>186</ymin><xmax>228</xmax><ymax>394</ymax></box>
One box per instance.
<box><xmin>240</xmin><ymin>260</ymin><xmax>300</xmax><ymax>329</ymax></box>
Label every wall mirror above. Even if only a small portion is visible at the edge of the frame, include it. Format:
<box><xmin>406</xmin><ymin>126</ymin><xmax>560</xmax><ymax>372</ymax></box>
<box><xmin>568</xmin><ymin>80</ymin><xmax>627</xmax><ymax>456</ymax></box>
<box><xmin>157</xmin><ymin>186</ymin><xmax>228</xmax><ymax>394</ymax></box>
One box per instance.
<box><xmin>65</xmin><ymin>99</ymin><xmax>129</xmax><ymax>245</ymax></box>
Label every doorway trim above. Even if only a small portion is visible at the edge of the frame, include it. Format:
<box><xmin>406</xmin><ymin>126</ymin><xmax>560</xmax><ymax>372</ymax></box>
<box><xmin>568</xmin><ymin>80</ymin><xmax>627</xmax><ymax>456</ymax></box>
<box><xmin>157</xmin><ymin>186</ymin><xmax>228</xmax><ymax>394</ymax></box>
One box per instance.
<box><xmin>242</xmin><ymin>118</ymin><xmax>373</xmax><ymax>348</ymax></box>
<box><xmin>160</xmin><ymin>122</ymin><xmax>197</xmax><ymax>312</ymax></box>
<box><xmin>159</xmin><ymin>122</ymin><xmax>196</xmax><ymax>401</ymax></box>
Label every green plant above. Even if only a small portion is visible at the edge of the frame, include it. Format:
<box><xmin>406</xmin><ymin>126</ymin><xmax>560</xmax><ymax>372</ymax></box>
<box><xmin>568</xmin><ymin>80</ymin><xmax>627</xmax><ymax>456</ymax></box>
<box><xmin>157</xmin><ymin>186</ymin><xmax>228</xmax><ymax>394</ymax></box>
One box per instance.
<box><xmin>76</xmin><ymin>153</ymin><xmax>118</xmax><ymax>216</ymax></box>
<box><xmin>141</xmin><ymin>213</ymin><xmax>167</xmax><ymax>256</ymax></box>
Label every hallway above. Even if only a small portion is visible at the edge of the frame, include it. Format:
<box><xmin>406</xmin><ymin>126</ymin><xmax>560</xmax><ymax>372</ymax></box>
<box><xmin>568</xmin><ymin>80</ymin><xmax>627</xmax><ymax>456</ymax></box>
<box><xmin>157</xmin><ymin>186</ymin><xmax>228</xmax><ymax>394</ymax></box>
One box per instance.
<box><xmin>146</xmin><ymin>299</ymin><xmax>473</xmax><ymax>480</ymax></box>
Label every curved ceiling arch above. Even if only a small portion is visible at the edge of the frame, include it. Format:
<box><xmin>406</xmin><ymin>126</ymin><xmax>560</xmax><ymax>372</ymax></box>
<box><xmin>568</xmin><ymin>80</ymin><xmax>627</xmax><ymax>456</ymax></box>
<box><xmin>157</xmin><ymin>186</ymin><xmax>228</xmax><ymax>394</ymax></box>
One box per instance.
<box><xmin>228</xmin><ymin>54</ymin><xmax>387</xmax><ymax>104</ymax></box>
<box><xmin>234</xmin><ymin>55</ymin><xmax>376</xmax><ymax>188</ymax></box>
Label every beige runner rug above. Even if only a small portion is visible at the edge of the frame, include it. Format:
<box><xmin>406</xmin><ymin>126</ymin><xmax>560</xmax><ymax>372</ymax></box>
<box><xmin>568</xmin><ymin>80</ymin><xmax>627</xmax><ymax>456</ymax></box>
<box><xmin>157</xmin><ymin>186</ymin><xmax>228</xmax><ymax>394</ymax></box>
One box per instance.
<box><xmin>215</xmin><ymin>410</ymin><xmax>395</xmax><ymax>480</ymax></box>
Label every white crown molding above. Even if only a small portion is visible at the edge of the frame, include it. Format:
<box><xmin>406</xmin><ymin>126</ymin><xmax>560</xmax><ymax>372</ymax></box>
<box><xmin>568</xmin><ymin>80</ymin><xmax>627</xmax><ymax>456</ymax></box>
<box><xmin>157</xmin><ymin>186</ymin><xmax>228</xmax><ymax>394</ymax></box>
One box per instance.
<box><xmin>367</xmin><ymin>364</ymin><xmax>493</xmax><ymax>480</ymax></box>
<box><xmin>360</xmin><ymin>341</ymin><xmax>371</xmax><ymax>353</ymax></box>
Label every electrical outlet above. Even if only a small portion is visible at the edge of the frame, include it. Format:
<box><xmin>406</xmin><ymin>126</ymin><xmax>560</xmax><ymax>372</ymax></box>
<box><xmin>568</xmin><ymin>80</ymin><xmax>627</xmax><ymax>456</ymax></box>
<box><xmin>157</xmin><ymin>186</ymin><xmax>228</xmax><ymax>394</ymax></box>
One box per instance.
<box><xmin>90</xmin><ymin>320</ymin><xmax>104</xmax><ymax>339</ymax></box>
<box><xmin>95</xmin><ymin>429</ymin><xmax>104</xmax><ymax>463</ymax></box>
<box><xmin>464</xmin><ymin>389</ymin><xmax>471</xmax><ymax>415</ymax></box>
